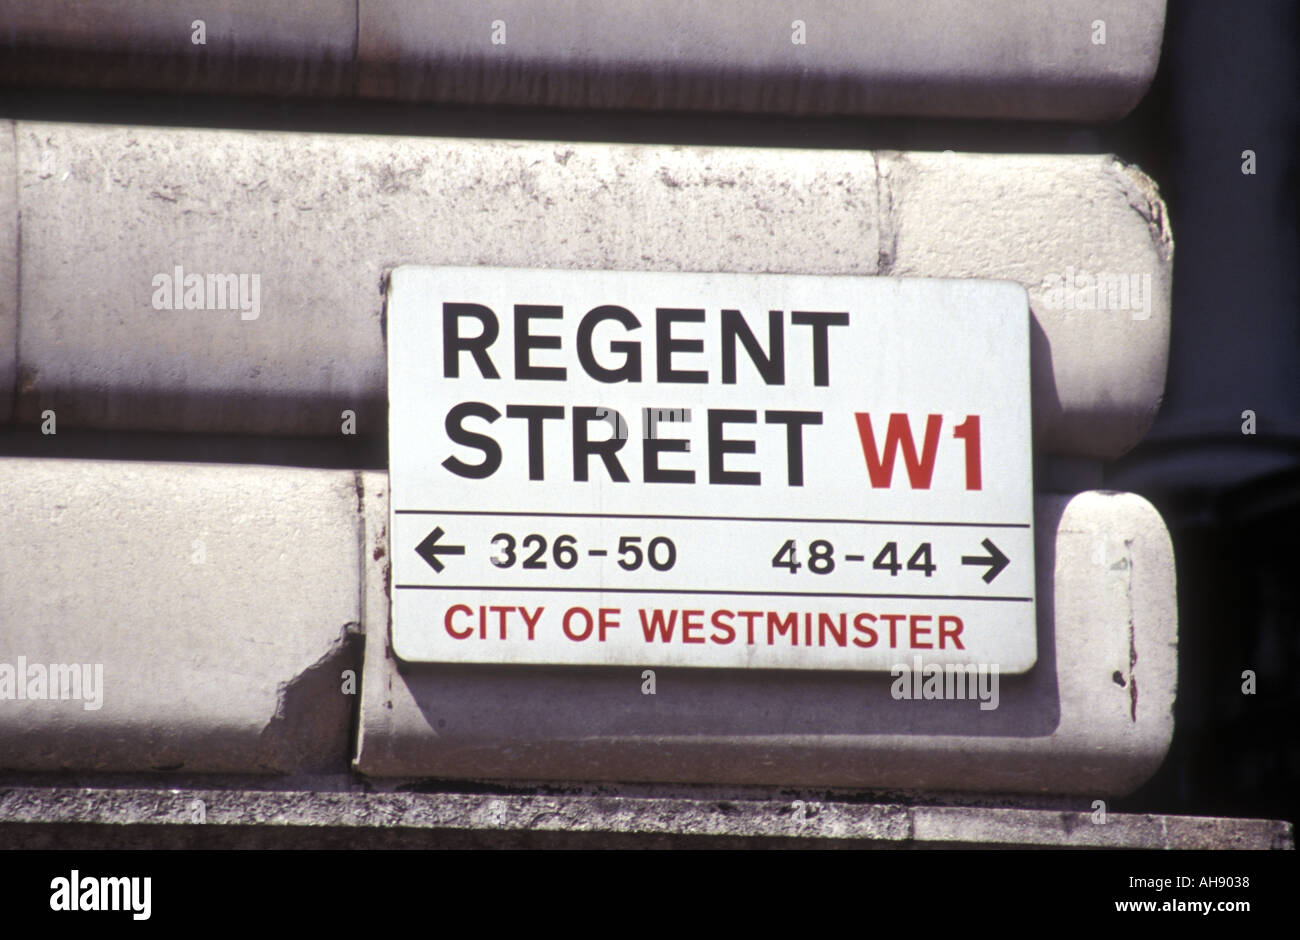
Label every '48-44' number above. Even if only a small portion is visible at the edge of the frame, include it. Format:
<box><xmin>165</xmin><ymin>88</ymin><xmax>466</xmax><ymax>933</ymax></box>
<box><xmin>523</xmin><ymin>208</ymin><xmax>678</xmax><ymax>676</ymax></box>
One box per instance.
<box><xmin>771</xmin><ymin>539</ymin><xmax>936</xmax><ymax>577</ymax></box>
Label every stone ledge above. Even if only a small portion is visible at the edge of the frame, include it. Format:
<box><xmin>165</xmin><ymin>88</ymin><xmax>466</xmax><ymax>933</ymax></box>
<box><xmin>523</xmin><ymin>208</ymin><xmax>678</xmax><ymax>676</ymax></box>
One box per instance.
<box><xmin>0</xmin><ymin>1</ymin><xmax>1165</xmax><ymax>120</ymax></box>
<box><xmin>357</xmin><ymin>479</ymin><xmax>1179</xmax><ymax>796</ymax></box>
<box><xmin>0</xmin><ymin>785</ymin><xmax>1287</xmax><ymax>849</ymax></box>
<box><xmin>0</xmin><ymin>0</ymin><xmax>357</xmax><ymax>98</ymax></box>
<box><xmin>0</xmin><ymin>459</ymin><xmax>1178</xmax><ymax>788</ymax></box>
<box><xmin>0</xmin><ymin>458</ymin><xmax>363</xmax><ymax>774</ymax></box>
<box><xmin>2</xmin><ymin>123</ymin><xmax>1171</xmax><ymax>459</ymax></box>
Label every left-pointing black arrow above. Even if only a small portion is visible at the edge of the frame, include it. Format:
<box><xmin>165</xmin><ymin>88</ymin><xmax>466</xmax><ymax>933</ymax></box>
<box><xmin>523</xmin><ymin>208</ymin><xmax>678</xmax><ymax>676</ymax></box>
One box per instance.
<box><xmin>961</xmin><ymin>538</ymin><xmax>1010</xmax><ymax>584</ymax></box>
<box><xmin>414</xmin><ymin>526</ymin><xmax>465</xmax><ymax>573</ymax></box>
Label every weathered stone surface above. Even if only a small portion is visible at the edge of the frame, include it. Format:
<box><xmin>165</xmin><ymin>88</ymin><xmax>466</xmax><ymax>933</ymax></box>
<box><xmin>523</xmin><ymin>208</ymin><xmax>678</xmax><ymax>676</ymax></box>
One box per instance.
<box><xmin>4</xmin><ymin>123</ymin><xmax>1170</xmax><ymax>458</ymax></box>
<box><xmin>8</xmin><ymin>122</ymin><xmax>878</xmax><ymax>439</ymax></box>
<box><xmin>0</xmin><ymin>1</ymin><xmax>356</xmax><ymax>97</ymax></box>
<box><xmin>0</xmin><ymin>458</ymin><xmax>362</xmax><ymax>773</ymax></box>
<box><xmin>0</xmin><ymin>1</ymin><xmax>1168</xmax><ymax>120</ymax></box>
<box><xmin>0</xmin><ymin>463</ymin><xmax>1181</xmax><ymax>793</ymax></box>
<box><xmin>357</xmin><ymin>484</ymin><xmax>1178</xmax><ymax>797</ymax></box>
<box><xmin>884</xmin><ymin>152</ymin><xmax>1174</xmax><ymax>459</ymax></box>
<box><xmin>362</xmin><ymin>0</ymin><xmax>1165</xmax><ymax>120</ymax></box>
<box><xmin>1</xmin><ymin>785</ymin><xmax>1286</xmax><ymax>849</ymax></box>
<box><xmin>0</xmin><ymin>123</ymin><xmax>15</xmax><ymax>424</ymax></box>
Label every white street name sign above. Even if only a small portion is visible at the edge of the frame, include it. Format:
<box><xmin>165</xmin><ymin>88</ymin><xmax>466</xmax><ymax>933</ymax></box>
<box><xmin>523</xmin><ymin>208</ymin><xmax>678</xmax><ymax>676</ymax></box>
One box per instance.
<box><xmin>387</xmin><ymin>266</ymin><xmax>1036</xmax><ymax>673</ymax></box>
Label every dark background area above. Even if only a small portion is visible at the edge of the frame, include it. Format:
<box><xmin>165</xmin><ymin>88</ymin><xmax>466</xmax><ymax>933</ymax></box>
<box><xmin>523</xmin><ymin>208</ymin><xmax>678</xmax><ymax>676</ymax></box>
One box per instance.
<box><xmin>0</xmin><ymin>1</ymin><xmax>1295</xmax><ymax>829</ymax></box>
<box><xmin>1105</xmin><ymin>0</ymin><xmax>1299</xmax><ymax>830</ymax></box>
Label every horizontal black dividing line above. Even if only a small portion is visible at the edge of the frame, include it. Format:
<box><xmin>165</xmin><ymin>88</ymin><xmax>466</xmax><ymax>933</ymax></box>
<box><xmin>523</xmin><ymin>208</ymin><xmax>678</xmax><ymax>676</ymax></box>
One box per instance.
<box><xmin>395</xmin><ymin>509</ymin><xmax>1031</xmax><ymax>529</ymax></box>
<box><xmin>394</xmin><ymin>585</ymin><xmax>1032</xmax><ymax>603</ymax></box>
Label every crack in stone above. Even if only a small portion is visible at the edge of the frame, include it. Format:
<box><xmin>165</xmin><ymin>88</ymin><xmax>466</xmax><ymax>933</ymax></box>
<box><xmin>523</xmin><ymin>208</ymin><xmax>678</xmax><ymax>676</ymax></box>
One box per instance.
<box><xmin>871</xmin><ymin>151</ymin><xmax>899</xmax><ymax>275</ymax></box>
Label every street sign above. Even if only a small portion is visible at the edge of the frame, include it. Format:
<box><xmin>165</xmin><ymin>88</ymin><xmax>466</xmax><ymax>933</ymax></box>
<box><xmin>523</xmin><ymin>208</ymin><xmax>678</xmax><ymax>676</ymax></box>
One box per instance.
<box><xmin>387</xmin><ymin>266</ymin><xmax>1036</xmax><ymax>673</ymax></box>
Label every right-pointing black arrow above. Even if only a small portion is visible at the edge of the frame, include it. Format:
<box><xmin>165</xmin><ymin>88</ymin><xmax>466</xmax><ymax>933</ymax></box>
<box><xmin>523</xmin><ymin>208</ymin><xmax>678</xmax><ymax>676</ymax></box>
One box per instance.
<box><xmin>962</xmin><ymin>538</ymin><xmax>1010</xmax><ymax>584</ymax></box>
<box><xmin>414</xmin><ymin>526</ymin><xmax>465</xmax><ymax>574</ymax></box>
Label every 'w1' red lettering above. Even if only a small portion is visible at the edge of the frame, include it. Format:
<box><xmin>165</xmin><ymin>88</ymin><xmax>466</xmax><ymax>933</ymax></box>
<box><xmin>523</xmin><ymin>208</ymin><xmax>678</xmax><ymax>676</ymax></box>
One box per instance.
<box><xmin>854</xmin><ymin>413</ymin><xmax>983</xmax><ymax>490</ymax></box>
